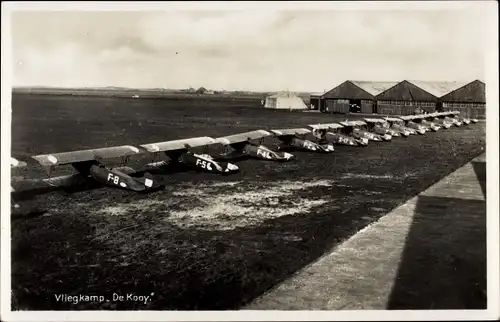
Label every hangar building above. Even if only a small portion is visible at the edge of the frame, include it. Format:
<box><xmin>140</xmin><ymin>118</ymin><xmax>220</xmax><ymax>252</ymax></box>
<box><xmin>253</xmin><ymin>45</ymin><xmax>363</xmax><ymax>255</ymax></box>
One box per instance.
<box><xmin>319</xmin><ymin>81</ymin><xmax>398</xmax><ymax>114</ymax></box>
<box><xmin>440</xmin><ymin>80</ymin><xmax>486</xmax><ymax>119</ymax></box>
<box><xmin>309</xmin><ymin>93</ymin><xmax>325</xmax><ymax>111</ymax></box>
<box><xmin>375</xmin><ymin>80</ymin><xmax>466</xmax><ymax>115</ymax></box>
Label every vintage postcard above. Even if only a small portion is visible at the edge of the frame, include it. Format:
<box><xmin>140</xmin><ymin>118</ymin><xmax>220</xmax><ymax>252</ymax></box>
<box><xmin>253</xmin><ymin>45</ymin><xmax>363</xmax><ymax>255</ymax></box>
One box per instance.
<box><xmin>1</xmin><ymin>1</ymin><xmax>498</xmax><ymax>321</ymax></box>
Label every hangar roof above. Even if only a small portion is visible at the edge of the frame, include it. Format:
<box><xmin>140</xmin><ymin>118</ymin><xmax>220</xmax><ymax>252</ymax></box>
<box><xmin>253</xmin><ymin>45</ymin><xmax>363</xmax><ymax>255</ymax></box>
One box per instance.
<box><xmin>406</xmin><ymin>80</ymin><xmax>469</xmax><ymax>98</ymax></box>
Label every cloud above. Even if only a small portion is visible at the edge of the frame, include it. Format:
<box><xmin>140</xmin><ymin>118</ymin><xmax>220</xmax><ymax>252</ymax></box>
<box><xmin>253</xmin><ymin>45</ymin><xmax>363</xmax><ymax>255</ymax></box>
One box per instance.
<box><xmin>138</xmin><ymin>11</ymin><xmax>282</xmax><ymax>51</ymax></box>
<box><xmin>11</xmin><ymin>9</ymin><xmax>488</xmax><ymax>91</ymax></box>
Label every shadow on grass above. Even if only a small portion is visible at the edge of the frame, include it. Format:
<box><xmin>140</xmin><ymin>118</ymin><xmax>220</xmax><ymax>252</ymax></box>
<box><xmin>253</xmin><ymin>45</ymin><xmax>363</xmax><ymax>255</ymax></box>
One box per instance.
<box><xmin>387</xmin><ymin>194</ymin><xmax>487</xmax><ymax>309</ymax></box>
<box><xmin>471</xmin><ymin>160</ymin><xmax>486</xmax><ymax>198</ymax></box>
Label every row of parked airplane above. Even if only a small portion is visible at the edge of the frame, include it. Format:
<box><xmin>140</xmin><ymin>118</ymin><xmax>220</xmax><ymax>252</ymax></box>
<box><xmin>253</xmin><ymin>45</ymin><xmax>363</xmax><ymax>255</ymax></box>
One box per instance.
<box><xmin>10</xmin><ymin>111</ymin><xmax>476</xmax><ymax>194</ymax></box>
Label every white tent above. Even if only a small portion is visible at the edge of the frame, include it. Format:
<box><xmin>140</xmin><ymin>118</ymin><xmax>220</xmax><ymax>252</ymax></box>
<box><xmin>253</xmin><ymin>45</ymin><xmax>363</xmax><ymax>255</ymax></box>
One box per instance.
<box><xmin>263</xmin><ymin>92</ymin><xmax>308</xmax><ymax>110</ymax></box>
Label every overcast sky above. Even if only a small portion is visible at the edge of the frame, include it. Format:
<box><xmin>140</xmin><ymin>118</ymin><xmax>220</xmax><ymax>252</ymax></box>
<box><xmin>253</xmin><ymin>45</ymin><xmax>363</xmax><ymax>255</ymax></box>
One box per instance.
<box><xmin>10</xmin><ymin>4</ymin><xmax>490</xmax><ymax>92</ymax></box>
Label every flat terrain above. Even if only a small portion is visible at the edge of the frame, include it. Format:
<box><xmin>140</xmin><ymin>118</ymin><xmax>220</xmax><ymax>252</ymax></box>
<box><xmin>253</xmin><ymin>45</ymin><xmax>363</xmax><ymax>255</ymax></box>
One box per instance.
<box><xmin>10</xmin><ymin>93</ymin><xmax>486</xmax><ymax>310</ymax></box>
<box><xmin>247</xmin><ymin>154</ymin><xmax>486</xmax><ymax>310</ymax></box>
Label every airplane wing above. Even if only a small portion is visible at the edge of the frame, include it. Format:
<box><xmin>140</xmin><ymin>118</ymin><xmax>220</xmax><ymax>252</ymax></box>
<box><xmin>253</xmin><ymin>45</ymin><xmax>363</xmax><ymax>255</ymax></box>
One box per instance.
<box><xmin>364</xmin><ymin>118</ymin><xmax>386</xmax><ymax>124</ymax></box>
<box><xmin>339</xmin><ymin>120</ymin><xmax>367</xmax><ymax>127</ymax></box>
<box><xmin>11</xmin><ymin>157</ymin><xmax>27</xmax><ymax>168</ymax></box>
<box><xmin>32</xmin><ymin>145</ymin><xmax>142</xmax><ymax>167</ymax></box>
<box><xmin>140</xmin><ymin>136</ymin><xmax>216</xmax><ymax>153</ymax></box>
<box><xmin>308</xmin><ymin>123</ymin><xmax>344</xmax><ymax>130</ymax></box>
<box><xmin>384</xmin><ymin>117</ymin><xmax>403</xmax><ymax>122</ymax></box>
<box><xmin>11</xmin><ymin>158</ymin><xmax>27</xmax><ymax>193</ymax></box>
<box><xmin>270</xmin><ymin>128</ymin><xmax>311</xmax><ymax>137</ymax></box>
<box><xmin>214</xmin><ymin>130</ymin><xmax>271</xmax><ymax>145</ymax></box>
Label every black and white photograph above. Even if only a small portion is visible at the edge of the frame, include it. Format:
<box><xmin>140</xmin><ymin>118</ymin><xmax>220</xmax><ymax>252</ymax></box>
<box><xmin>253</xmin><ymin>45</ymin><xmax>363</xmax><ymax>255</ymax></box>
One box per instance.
<box><xmin>1</xmin><ymin>1</ymin><xmax>499</xmax><ymax>321</ymax></box>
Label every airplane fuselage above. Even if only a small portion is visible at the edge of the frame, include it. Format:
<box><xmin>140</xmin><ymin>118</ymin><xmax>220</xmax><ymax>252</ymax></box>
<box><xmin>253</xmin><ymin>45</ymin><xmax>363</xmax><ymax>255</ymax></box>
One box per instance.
<box><xmin>324</xmin><ymin>132</ymin><xmax>368</xmax><ymax>146</ymax></box>
<box><xmin>420</xmin><ymin>120</ymin><xmax>441</xmax><ymax>132</ymax></box>
<box><xmin>286</xmin><ymin>137</ymin><xmax>335</xmax><ymax>153</ymax></box>
<box><xmin>353</xmin><ymin>128</ymin><xmax>391</xmax><ymax>142</ymax></box>
<box><xmin>384</xmin><ymin>127</ymin><xmax>400</xmax><ymax>137</ymax></box>
<box><xmin>390</xmin><ymin>124</ymin><xmax>413</xmax><ymax>136</ymax></box>
<box><xmin>178</xmin><ymin>152</ymin><xmax>239</xmax><ymax>174</ymax></box>
<box><xmin>245</xmin><ymin>143</ymin><xmax>294</xmax><ymax>161</ymax></box>
<box><xmin>433</xmin><ymin>118</ymin><xmax>452</xmax><ymax>129</ymax></box>
<box><xmin>459</xmin><ymin>118</ymin><xmax>471</xmax><ymax>125</ymax></box>
<box><xmin>89</xmin><ymin>164</ymin><xmax>163</xmax><ymax>192</ymax></box>
<box><xmin>444</xmin><ymin>117</ymin><xmax>462</xmax><ymax>127</ymax></box>
<box><xmin>406</xmin><ymin>121</ymin><xmax>427</xmax><ymax>134</ymax></box>
<box><xmin>372</xmin><ymin>125</ymin><xmax>392</xmax><ymax>136</ymax></box>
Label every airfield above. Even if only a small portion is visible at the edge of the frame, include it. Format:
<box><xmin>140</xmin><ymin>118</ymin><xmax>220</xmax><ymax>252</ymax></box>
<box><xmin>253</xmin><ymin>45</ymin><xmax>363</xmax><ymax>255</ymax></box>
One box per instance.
<box><xmin>10</xmin><ymin>93</ymin><xmax>486</xmax><ymax>310</ymax></box>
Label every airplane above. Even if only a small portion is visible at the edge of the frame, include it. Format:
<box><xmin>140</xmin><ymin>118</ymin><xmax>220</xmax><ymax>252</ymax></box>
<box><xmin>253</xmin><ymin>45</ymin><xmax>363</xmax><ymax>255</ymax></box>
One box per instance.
<box><xmin>457</xmin><ymin>113</ymin><xmax>476</xmax><ymax>125</ymax></box>
<box><xmin>11</xmin><ymin>157</ymin><xmax>27</xmax><ymax>169</ymax></box>
<box><xmin>11</xmin><ymin>157</ymin><xmax>27</xmax><ymax>173</ymax></box>
<box><xmin>461</xmin><ymin>118</ymin><xmax>472</xmax><ymax>125</ymax></box>
<box><xmin>10</xmin><ymin>157</ymin><xmax>27</xmax><ymax>192</ymax></box>
<box><xmin>339</xmin><ymin>120</ymin><xmax>391</xmax><ymax>142</ymax></box>
<box><xmin>443</xmin><ymin>111</ymin><xmax>477</xmax><ymax>125</ymax></box>
<box><xmin>398</xmin><ymin>115</ymin><xmax>427</xmax><ymax>134</ymax></box>
<box><xmin>11</xmin><ymin>157</ymin><xmax>48</xmax><ymax>216</ymax></box>
<box><xmin>382</xmin><ymin>117</ymin><xmax>415</xmax><ymax>136</ymax></box>
<box><xmin>428</xmin><ymin>112</ymin><xmax>453</xmax><ymax>129</ymax></box>
<box><xmin>29</xmin><ymin>137</ymin><xmax>239</xmax><ymax>193</ymax></box>
<box><xmin>364</xmin><ymin>118</ymin><xmax>400</xmax><ymax>137</ymax></box>
<box><xmin>31</xmin><ymin>145</ymin><xmax>166</xmax><ymax>192</ymax></box>
<box><xmin>413</xmin><ymin>114</ymin><xmax>442</xmax><ymax>132</ymax></box>
<box><xmin>214</xmin><ymin>130</ymin><xmax>295</xmax><ymax>162</ymax></box>
<box><xmin>441</xmin><ymin>111</ymin><xmax>463</xmax><ymax>127</ymax></box>
<box><xmin>11</xmin><ymin>154</ymin><xmax>98</xmax><ymax>196</ymax></box>
<box><xmin>269</xmin><ymin>128</ymin><xmax>335</xmax><ymax>153</ymax></box>
<box><xmin>461</xmin><ymin>110</ymin><xmax>479</xmax><ymax>124</ymax></box>
<box><xmin>139</xmin><ymin>137</ymin><xmax>239</xmax><ymax>174</ymax></box>
<box><xmin>308</xmin><ymin>123</ymin><xmax>369</xmax><ymax>146</ymax></box>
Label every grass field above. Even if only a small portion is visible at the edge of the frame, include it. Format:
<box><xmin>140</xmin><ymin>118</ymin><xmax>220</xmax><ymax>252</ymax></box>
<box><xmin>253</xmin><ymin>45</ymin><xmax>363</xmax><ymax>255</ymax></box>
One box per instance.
<box><xmin>10</xmin><ymin>93</ymin><xmax>486</xmax><ymax>310</ymax></box>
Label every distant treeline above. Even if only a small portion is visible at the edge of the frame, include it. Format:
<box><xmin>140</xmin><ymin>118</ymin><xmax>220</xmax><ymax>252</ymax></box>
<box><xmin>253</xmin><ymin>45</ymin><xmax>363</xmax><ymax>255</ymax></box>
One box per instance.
<box><xmin>11</xmin><ymin>87</ymin><xmax>311</xmax><ymax>103</ymax></box>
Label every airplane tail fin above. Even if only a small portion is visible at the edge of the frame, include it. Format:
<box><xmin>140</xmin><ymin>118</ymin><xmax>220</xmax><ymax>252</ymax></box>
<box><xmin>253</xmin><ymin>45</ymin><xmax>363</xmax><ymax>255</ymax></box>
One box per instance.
<box><xmin>134</xmin><ymin>172</ymin><xmax>165</xmax><ymax>190</ymax></box>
